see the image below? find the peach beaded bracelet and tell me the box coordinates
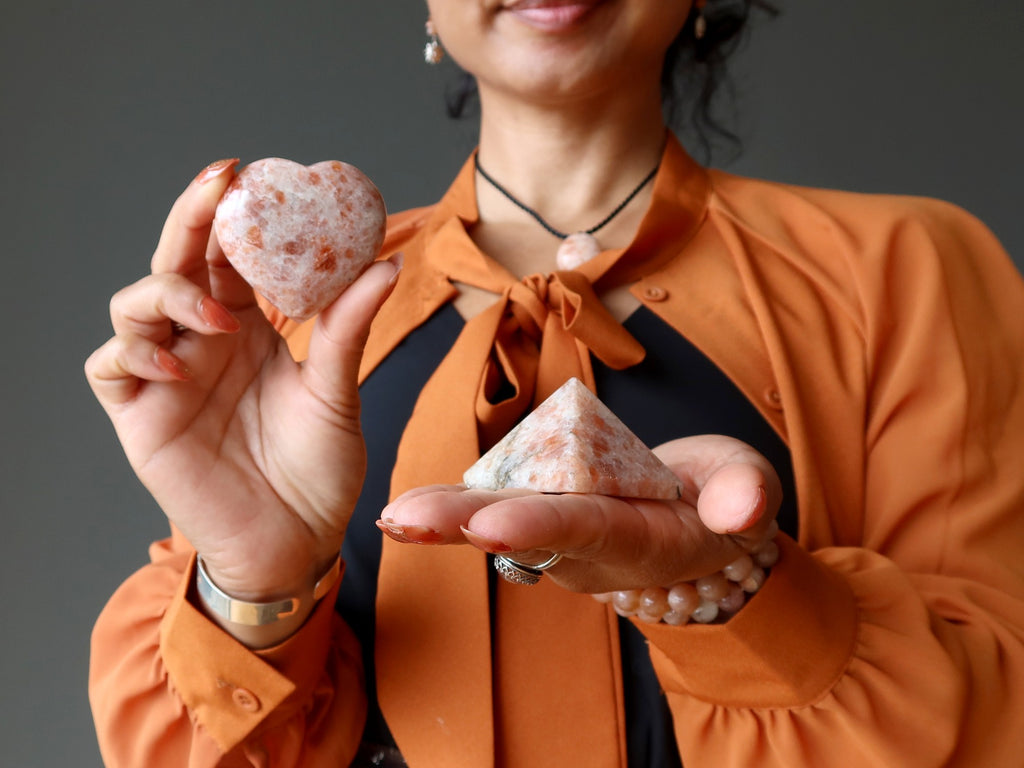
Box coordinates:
[592,522,781,625]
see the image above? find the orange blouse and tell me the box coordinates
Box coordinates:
[90,136,1024,766]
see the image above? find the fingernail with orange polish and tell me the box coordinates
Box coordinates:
[460,526,513,553]
[195,158,238,185]
[155,347,192,381]
[199,296,241,332]
[376,519,443,545]
[387,252,404,285]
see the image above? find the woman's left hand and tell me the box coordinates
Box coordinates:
[378,434,782,593]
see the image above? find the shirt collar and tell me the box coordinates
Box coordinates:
[423,130,711,287]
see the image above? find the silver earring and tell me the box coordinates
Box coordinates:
[424,19,443,65]
[694,0,707,40]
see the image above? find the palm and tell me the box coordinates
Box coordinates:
[85,163,397,597]
[113,310,363,594]
[381,435,782,594]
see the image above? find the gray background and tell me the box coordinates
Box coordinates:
[2,2,1021,765]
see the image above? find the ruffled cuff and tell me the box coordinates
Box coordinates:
[635,535,857,708]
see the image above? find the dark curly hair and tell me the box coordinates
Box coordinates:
[444,0,779,163]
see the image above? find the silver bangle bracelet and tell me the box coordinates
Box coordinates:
[195,554,341,626]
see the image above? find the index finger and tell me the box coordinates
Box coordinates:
[150,158,238,282]
[380,485,538,542]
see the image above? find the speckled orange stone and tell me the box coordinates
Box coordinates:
[555,232,601,270]
[214,158,386,321]
[463,377,683,499]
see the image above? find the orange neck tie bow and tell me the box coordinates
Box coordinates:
[376,136,710,767]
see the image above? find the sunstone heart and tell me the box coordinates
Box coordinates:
[214,158,387,321]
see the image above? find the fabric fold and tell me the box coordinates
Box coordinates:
[376,133,711,768]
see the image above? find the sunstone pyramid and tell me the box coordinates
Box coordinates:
[463,378,682,499]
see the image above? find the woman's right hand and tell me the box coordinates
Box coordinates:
[85,159,400,605]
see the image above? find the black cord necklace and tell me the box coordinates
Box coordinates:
[473,153,660,270]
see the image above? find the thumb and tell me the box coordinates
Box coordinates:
[696,460,776,543]
[303,253,402,398]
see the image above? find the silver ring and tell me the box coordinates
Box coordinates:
[528,553,564,571]
[493,553,563,586]
[171,322,189,335]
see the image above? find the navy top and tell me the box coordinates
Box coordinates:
[342,302,798,767]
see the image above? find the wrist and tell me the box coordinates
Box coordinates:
[593,523,780,625]
[199,547,343,603]
[194,553,341,649]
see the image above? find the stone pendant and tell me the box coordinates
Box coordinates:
[555,232,601,271]
[463,377,683,499]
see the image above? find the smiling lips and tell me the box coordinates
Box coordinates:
[502,0,605,30]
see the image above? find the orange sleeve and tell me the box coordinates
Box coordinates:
[636,199,1024,766]
[89,530,367,767]
[87,205,432,766]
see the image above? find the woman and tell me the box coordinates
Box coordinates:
[85,1,1024,766]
